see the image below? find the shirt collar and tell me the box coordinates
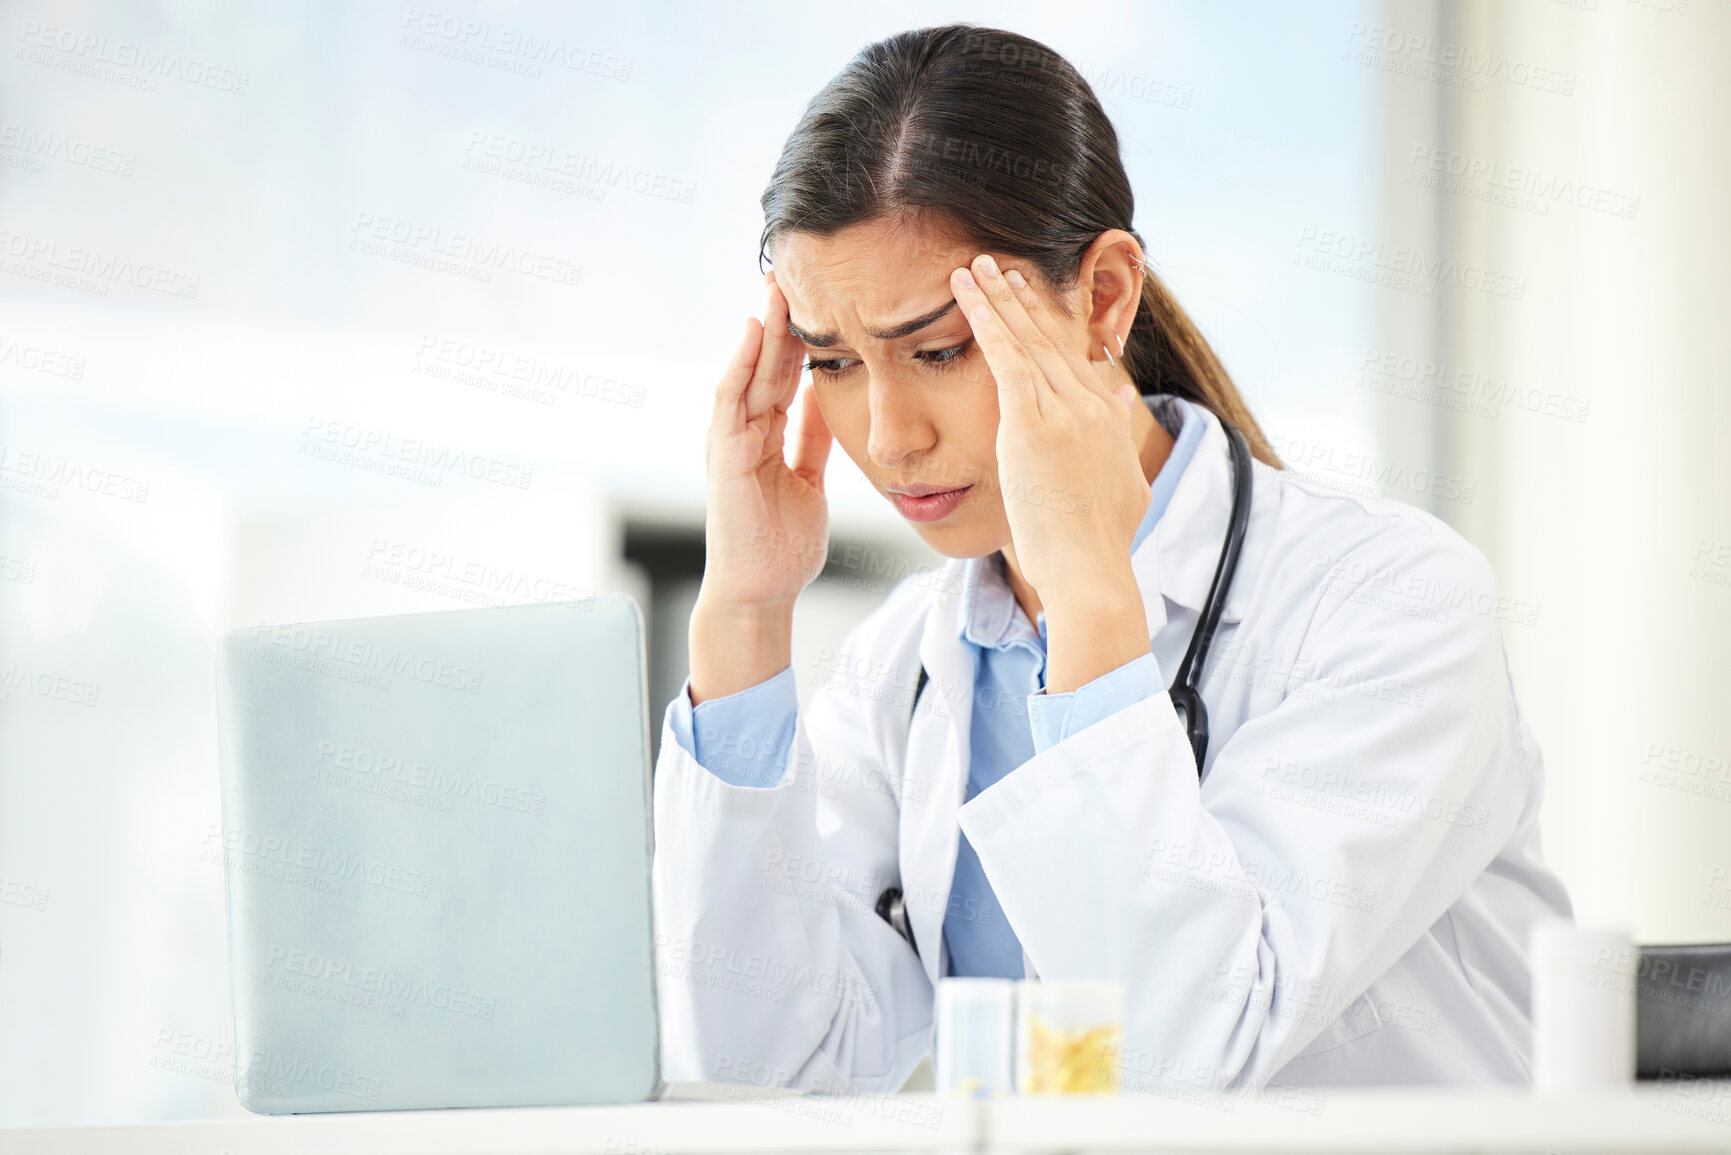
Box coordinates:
[1132,395,1206,555]
[956,551,1036,650]
[956,394,1205,648]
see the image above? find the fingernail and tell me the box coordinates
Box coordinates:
[970,303,992,324]
[976,255,999,278]
[1005,270,1026,289]
[954,268,977,290]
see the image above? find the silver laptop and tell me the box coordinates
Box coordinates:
[213,595,659,1113]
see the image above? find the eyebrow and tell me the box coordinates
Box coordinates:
[786,298,959,347]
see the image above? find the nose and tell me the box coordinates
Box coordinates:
[865,372,935,472]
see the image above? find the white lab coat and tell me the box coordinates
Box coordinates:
[651,405,1573,1094]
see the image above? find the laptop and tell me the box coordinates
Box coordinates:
[213,595,659,1113]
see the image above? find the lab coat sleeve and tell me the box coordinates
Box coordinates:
[650,599,934,1093]
[957,525,1527,1090]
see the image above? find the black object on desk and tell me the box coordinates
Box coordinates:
[1637,942,1731,1079]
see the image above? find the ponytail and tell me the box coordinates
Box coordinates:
[1125,256,1281,467]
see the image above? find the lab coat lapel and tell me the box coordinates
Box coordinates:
[1132,528,1171,642]
[899,560,975,989]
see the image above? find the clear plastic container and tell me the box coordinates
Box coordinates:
[933,977,1016,1098]
[1015,979,1125,1095]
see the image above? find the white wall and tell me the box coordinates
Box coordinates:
[1384,0,1731,941]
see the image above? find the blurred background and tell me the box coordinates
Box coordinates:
[1,0,1726,1125]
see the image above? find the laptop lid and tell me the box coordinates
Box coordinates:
[213,595,658,1113]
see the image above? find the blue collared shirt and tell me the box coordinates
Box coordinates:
[664,395,1207,978]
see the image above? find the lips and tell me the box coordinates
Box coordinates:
[889,485,971,523]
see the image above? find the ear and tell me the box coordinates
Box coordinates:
[1076,230,1144,357]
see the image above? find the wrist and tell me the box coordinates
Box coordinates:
[688,596,795,705]
[692,591,797,627]
[1037,561,1143,623]
[1040,573,1150,695]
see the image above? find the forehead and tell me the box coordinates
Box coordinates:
[772,217,979,335]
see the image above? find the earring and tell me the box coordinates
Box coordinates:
[1101,343,1115,367]
[1114,331,1126,356]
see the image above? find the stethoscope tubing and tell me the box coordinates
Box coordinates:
[1170,423,1255,776]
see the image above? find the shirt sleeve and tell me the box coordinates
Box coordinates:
[1026,652,1163,754]
[664,665,799,788]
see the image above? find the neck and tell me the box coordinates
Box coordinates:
[1000,393,1172,624]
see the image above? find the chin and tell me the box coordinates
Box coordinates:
[909,518,1006,561]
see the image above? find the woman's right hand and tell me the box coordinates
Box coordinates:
[688,276,834,704]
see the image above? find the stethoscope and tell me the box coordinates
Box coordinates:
[877,421,1255,958]
[1169,421,1254,773]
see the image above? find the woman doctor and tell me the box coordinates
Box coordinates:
[653,24,1573,1094]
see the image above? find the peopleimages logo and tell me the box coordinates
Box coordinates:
[463,132,695,204]
[412,336,646,409]
[313,739,548,816]
[0,662,101,707]
[398,7,631,81]
[244,619,486,694]
[265,944,498,1019]
[0,226,199,299]
[1294,227,1525,301]
[0,445,150,503]
[1407,145,1639,220]
[0,333,86,379]
[300,416,535,491]
[0,121,136,175]
[202,824,435,898]
[348,212,582,288]
[15,20,252,94]
[243,1049,383,1101]
[1342,22,1576,95]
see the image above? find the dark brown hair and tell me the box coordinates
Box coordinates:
[758,23,1280,467]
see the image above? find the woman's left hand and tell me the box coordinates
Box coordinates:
[950,253,1151,605]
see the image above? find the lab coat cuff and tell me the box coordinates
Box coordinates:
[1026,651,1163,754]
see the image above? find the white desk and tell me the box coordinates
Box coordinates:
[5,1084,1731,1153]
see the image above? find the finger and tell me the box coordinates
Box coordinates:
[712,316,765,437]
[771,280,810,415]
[998,264,1118,404]
[970,254,1096,403]
[788,382,833,491]
[773,301,806,413]
[745,282,801,419]
[951,265,1043,420]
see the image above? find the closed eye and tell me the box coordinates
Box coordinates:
[804,340,974,379]
[915,339,973,368]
